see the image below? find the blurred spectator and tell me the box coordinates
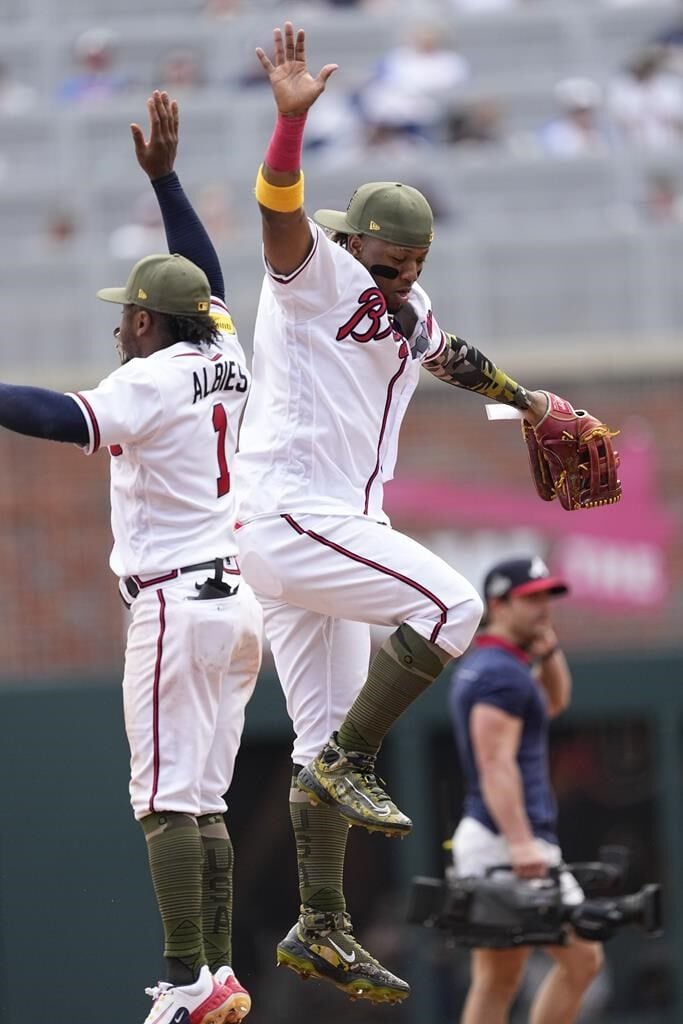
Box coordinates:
[357,24,470,141]
[236,47,274,90]
[445,97,505,147]
[157,48,204,94]
[305,90,366,155]
[304,90,383,159]
[283,0,398,6]
[107,192,166,260]
[195,182,241,244]
[0,61,36,115]
[607,45,683,151]
[57,27,128,105]
[450,0,522,10]
[44,207,81,251]
[202,0,240,16]
[538,77,613,157]
[641,169,683,224]
[654,14,683,76]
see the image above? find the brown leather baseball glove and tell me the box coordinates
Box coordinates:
[522,392,622,511]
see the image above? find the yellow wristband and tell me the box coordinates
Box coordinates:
[254,164,304,213]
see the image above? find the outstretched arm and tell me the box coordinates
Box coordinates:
[424,327,621,509]
[130,90,225,302]
[424,331,548,423]
[255,22,337,276]
[0,384,88,444]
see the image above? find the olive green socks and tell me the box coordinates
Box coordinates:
[198,812,234,972]
[141,810,236,984]
[141,811,204,986]
[289,770,349,912]
[336,624,451,754]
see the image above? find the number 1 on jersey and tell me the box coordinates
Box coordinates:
[212,402,230,497]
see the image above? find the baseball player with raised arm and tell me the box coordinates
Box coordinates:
[232,22,617,1007]
[0,92,261,1024]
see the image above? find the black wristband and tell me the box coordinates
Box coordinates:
[513,384,532,410]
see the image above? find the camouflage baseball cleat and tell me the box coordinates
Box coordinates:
[276,906,410,1005]
[296,734,412,837]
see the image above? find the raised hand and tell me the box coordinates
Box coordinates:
[256,22,337,116]
[529,626,559,662]
[130,89,179,180]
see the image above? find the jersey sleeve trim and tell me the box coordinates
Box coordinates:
[69,391,101,454]
[266,223,320,284]
[472,696,525,720]
[430,330,447,362]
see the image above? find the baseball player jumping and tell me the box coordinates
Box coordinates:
[229,23,617,1005]
[0,92,261,1024]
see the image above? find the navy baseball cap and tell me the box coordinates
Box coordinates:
[483,556,569,602]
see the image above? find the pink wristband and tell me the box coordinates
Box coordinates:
[265,112,307,173]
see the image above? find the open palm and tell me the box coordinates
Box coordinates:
[256,22,337,116]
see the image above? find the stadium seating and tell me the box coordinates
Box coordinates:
[0,0,682,375]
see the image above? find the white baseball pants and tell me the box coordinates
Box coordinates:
[121,571,262,820]
[452,817,584,906]
[236,513,482,765]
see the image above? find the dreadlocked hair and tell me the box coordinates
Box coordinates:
[159,312,222,347]
[329,231,350,249]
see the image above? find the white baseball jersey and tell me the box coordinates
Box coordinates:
[69,297,249,577]
[234,223,446,525]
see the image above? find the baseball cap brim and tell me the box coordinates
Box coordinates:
[96,286,129,305]
[314,209,355,235]
[509,577,569,598]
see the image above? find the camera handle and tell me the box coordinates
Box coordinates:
[484,864,561,882]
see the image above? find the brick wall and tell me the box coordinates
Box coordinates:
[0,434,122,679]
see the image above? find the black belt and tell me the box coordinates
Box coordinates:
[123,557,234,601]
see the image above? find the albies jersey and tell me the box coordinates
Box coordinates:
[234,223,445,524]
[69,298,249,577]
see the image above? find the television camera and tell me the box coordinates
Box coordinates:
[407,846,661,947]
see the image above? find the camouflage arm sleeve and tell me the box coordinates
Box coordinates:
[423,332,531,410]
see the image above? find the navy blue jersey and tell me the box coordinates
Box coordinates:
[448,635,558,843]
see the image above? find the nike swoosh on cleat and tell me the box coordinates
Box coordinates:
[147,1005,184,1024]
[346,780,390,815]
[328,938,357,964]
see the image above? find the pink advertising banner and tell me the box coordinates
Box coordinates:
[385,422,676,611]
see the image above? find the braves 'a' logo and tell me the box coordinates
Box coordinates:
[336,288,393,343]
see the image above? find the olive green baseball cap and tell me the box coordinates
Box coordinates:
[97,253,211,315]
[314,181,434,248]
